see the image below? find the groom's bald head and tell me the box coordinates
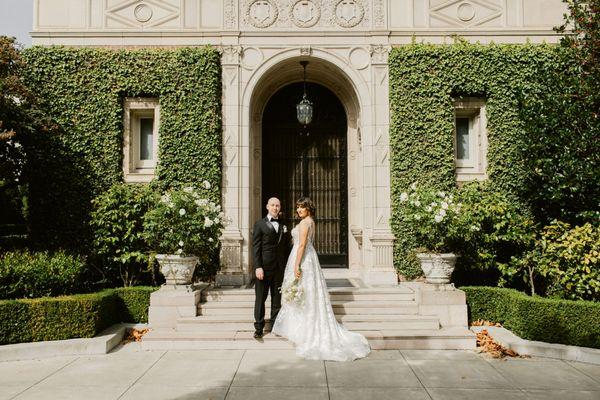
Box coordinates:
[266,197,281,218]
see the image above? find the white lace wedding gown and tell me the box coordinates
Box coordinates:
[272,224,371,361]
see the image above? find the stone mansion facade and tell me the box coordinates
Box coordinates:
[31,0,566,286]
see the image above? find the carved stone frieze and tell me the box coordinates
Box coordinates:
[241,0,370,29]
[430,0,502,27]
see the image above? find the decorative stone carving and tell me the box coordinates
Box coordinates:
[247,0,279,28]
[430,0,502,27]
[300,46,312,56]
[106,0,179,28]
[217,231,246,286]
[335,0,364,28]
[221,45,242,65]
[242,47,264,69]
[224,0,237,29]
[349,46,370,69]
[373,0,385,28]
[134,4,153,23]
[155,254,198,285]
[350,225,363,246]
[370,44,390,64]
[290,0,321,28]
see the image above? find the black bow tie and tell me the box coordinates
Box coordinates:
[270,218,280,222]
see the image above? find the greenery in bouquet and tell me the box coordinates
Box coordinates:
[398,183,463,254]
[143,182,227,264]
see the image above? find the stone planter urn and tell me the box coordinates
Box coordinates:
[155,254,199,285]
[416,253,457,284]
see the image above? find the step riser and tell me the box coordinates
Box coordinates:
[198,306,420,316]
[176,321,439,332]
[198,300,416,309]
[202,294,414,302]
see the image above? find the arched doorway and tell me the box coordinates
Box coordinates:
[262,82,348,268]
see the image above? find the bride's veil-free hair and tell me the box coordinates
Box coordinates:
[295,197,316,216]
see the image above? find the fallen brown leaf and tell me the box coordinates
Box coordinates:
[475,329,521,359]
[121,328,150,344]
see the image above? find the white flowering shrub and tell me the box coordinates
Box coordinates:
[142,183,227,263]
[398,183,463,253]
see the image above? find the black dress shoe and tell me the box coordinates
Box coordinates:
[253,330,263,339]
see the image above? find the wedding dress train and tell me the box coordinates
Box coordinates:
[272,224,371,361]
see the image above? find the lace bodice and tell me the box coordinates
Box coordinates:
[291,221,315,246]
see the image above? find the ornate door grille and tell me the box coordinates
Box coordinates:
[262,83,348,268]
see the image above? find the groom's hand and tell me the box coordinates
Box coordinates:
[255,267,264,280]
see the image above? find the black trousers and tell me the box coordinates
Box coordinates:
[254,269,283,332]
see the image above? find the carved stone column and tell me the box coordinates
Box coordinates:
[365,44,397,285]
[217,45,247,286]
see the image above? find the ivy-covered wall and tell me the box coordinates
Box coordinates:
[389,43,569,277]
[22,47,222,250]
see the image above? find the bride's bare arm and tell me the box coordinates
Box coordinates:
[294,221,310,278]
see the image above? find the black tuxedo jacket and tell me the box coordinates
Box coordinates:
[252,216,291,274]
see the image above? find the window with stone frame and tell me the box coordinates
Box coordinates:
[123,98,160,183]
[454,98,488,184]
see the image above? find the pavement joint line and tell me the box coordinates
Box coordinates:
[398,349,434,400]
[225,349,246,399]
[8,356,80,400]
[481,354,529,395]
[115,350,168,400]
[323,360,331,400]
[560,358,600,384]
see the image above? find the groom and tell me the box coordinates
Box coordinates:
[252,197,290,339]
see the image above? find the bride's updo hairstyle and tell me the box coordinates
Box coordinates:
[296,197,316,217]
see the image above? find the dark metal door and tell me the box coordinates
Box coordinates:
[262,82,348,268]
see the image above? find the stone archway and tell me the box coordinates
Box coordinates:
[218,47,397,286]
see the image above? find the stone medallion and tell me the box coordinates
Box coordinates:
[133,3,153,23]
[247,0,278,28]
[290,0,320,28]
[335,0,364,28]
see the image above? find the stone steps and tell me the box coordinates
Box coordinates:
[197,302,420,316]
[176,314,440,332]
[141,327,476,351]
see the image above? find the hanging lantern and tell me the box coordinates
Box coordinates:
[296,61,313,126]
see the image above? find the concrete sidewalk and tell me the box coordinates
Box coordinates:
[1,345,599,400]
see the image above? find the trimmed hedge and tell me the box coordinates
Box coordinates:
[0,286,157,345]
[22,46,222,251]
[463,286,600,349]
[0,250,89,299]
[389,43,570,278]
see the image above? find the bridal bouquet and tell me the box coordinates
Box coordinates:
[281,276,304,306]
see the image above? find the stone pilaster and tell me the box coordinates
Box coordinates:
[217,45,248,286]
[364,44,397,285]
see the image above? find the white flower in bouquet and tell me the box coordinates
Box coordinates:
[414,214,422,220]
[400,192,409,202]
[441,202,449,210]
[410,182,417,190]
[434,215,444,223]
[161,194,171,204]
[176,248,183,255]
[208,237,214,242]
[438,191,446,198]
[426,206,433,212]
[281,277,304,306]
[179,208,186,216]
[204,216,214,228]
[202,180,211,189]
[439,209,447,217]
[430,202,437,207]
[178,240,184,247]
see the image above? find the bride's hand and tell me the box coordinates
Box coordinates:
[294,266,301,279]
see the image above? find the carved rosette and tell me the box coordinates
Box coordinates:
[246,0,279,28]
[334,0,364,28]
[290,0,321,28]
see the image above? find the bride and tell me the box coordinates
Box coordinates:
[272,197,371,361]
